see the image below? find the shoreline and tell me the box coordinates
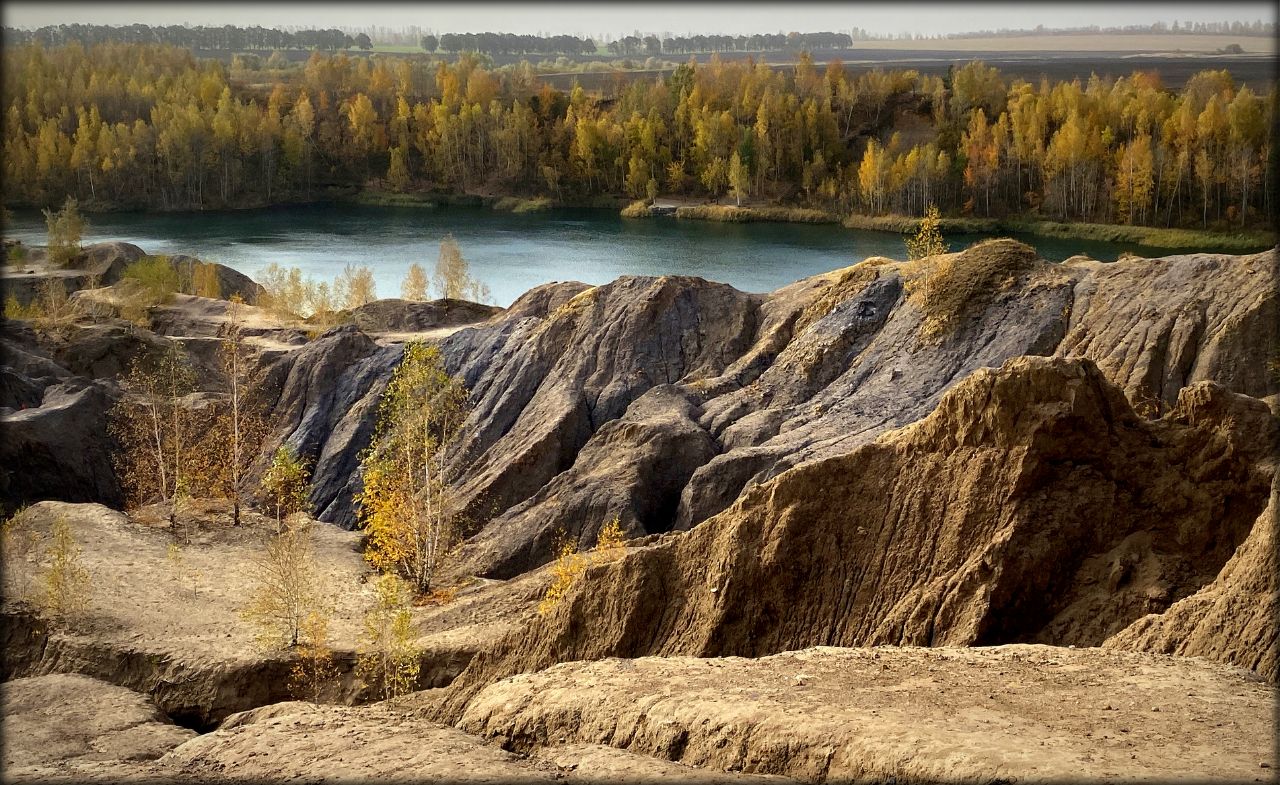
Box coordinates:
[620,200,1275,252]
[5,192,1272,254]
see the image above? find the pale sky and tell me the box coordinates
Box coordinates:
[3,2,1274,39]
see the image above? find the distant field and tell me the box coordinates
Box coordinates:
[202,31,1278,95]
[536,52,1276,94]
[370,44,424,54]
[849,34,1275,54]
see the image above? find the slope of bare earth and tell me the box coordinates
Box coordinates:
[1104,470,1279,679]
[455,645,1276,783]
[6,646,1268,784]
[0,502,369,728]
[430,354,1275,721]
[1055,250,1279,410]
[2,673,196,776]
[0,499,553,729]
[436,244,1277,583]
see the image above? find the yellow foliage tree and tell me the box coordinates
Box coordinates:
[728,150,750,207]
[905,203,947,260]
[43,197,87,268]
[335,263,377,310]
[240,521,320,649]
[42,515,91,622]
[192,262,222,299]
[357,342,470,594]
[594,515,627,556]
[433,235,491,303]
[401,262,429,301]
[108,344,199,522]
[260,446,313,531]
[355,574,421,700]
[189,297,269,525]
[537,535,585,616]
[289,610,338,703]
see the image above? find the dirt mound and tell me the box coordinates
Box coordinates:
[433,356,1273,719]
[3,242,146,306]
[905,238,1044,339]
[166,255,265,304]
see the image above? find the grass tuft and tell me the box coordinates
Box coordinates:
[674,205,838,224]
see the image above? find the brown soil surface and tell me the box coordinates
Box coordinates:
[2,673,195,778]
[457,645,1276,783]
[0,501,540,725]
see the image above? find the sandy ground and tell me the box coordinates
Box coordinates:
[2,501,542,664]
[2,502,1276,783]
[2,502,372,661]
[457,645,1278,783]
[2,673,196,773]
[5,643,1271,783]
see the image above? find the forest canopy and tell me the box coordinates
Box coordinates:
[2,40,1274,230]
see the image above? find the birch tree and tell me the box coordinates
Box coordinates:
[356,342,469,594]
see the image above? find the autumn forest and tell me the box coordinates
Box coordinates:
[2,40,1275,229]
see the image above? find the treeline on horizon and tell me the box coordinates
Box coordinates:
[0,24,858,57]
[1,24,371,51]
[599,32,854,56]
[420,31,855,56]
[2,41,1275,230]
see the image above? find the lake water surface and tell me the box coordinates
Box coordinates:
[6,205,1177,306]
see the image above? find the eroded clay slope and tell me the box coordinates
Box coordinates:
[439,244,1278,579]
[1105,469,1279,681]
[438,275,759,553]
[1057,248,1279,410]
[433,355,1273,719]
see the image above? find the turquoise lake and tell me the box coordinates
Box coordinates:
[6,205,1184,307]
